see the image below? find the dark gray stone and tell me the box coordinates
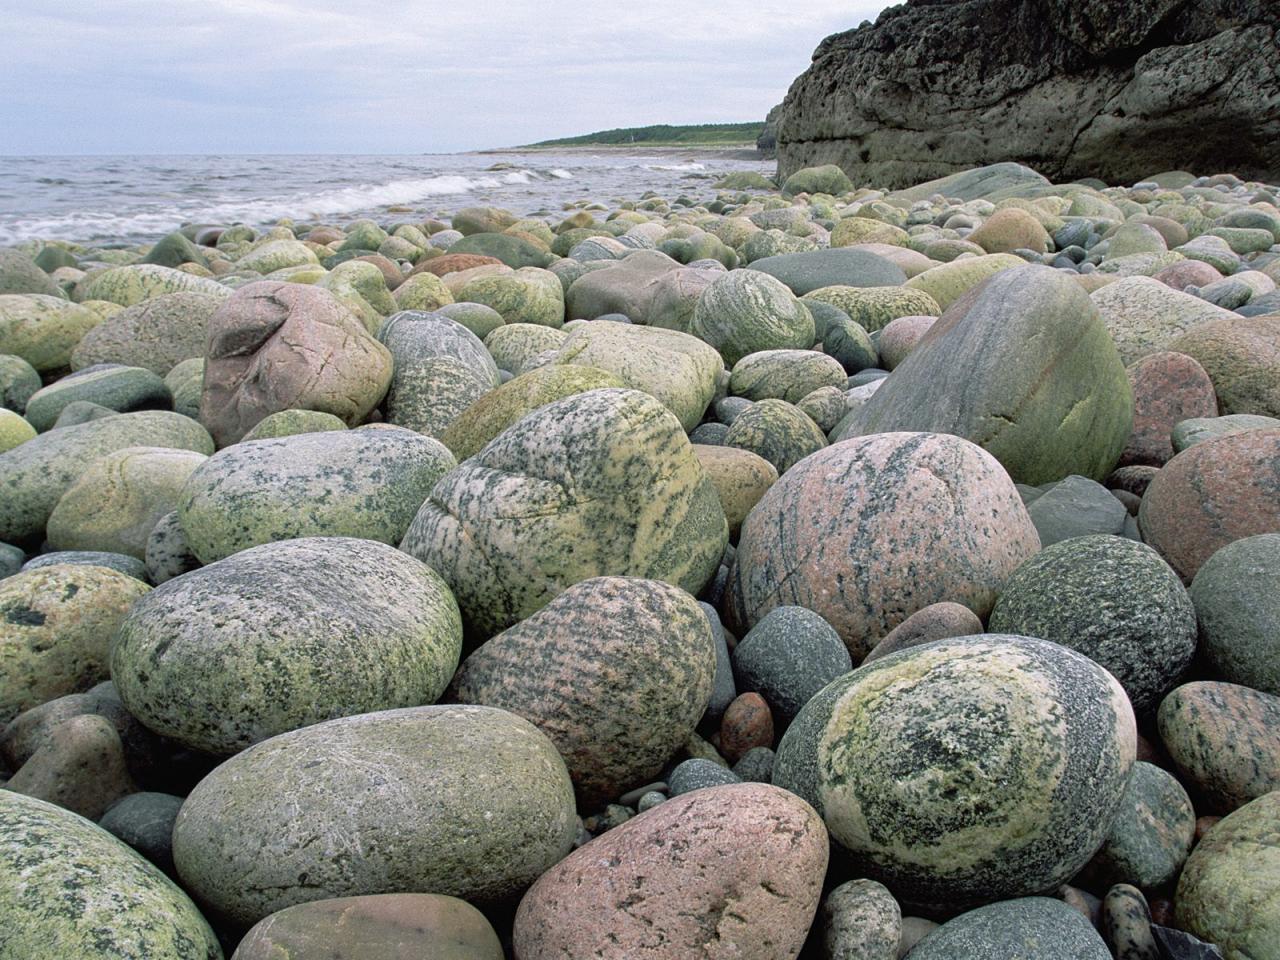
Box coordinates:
[1151,926,1224,959]
[699,601,736,728]
[22,550,149,582]
[1027,474,1129,546]
[667,758,740,796]
[905,897,1110,959]
[731,605,852,725]
[99,792,185,878]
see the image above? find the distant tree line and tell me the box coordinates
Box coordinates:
[525,123,765,147]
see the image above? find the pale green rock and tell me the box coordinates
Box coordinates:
[393,272,454,312]
[484,323,568,374]
[831,218,911,248]
[690,269,815,367]
[436,301,504,339]
[0,409,35,453]
[1172,414,1280,452]
[729,350,846,404]
[319,261,397,334]
[903,254,1025,310]
[0,791,222,960]
[1090,277,1238,365]
[802,285,939,333]
[24,366,171,433]
[0,294,102,372]
[1106,222,1169,259]
[234,239,319,275]
[335,219,387,252]
[0,249,62,297]
[177,427,455,563]
[781,165,854,197]
[164,358,203,419]
[458,267,564,328]
[240,409,347,441]
[69,292,221,375]
[0,354,41,413]
[723,398,827,474]
[74,265,229,308]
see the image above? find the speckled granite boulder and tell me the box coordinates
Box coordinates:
[198,281,392,447]
[144,511,199,584]
[69,292,222,375]
[723,398,827,474]
[1138,429,1280,583]
[46,446,206,559]
[1191,534,1280,696]
[111,537,461,755]
[1172,414,1280,452]
[692,444,778,538]
[483,322,567,374]
[238,408,346,441]
[173,705,576,926]
[1120,351,1219,467]
[0,295,102,372]
[1103,884,1158,960]
[24,365,172,432]
[0,564,151,725]
[802,285,940,334]
[729,432,1039,658]
[729,349,847,405]
[1168,315,1280,419]
[74,263,228,308]
[513,783,827,960]
[731,606,852,726]
[230,894,503,960]
[1158,682,1280,814]
[177,427,454,563]
[821,879,901,960]
[690,269,815,367]
[1083,761,1195,890]
[1089,277,1237,366]
[989,536,1196,713]
[400,389,727,639]
[0,791,222,959]
[841,265,1132,485]
[774,635,1136,912]
[906,897,1110,959]
[1176,791,1280,960]
[452,576,712,807]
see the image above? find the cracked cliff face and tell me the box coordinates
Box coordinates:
[775,0,1280,188]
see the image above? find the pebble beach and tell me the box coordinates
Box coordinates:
[1,154,1279,959]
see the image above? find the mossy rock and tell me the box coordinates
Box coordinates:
[802,285,940,334]
[692,444,778,539]
[74,265,229,308]
[436,301,504,339]
[484,323,568,375]
[164,358,203,420]
[830,218,911,248]
[781,165,854,197]
[0,294,103,372]
[729,350,847,404]
[750,248,908,296]
[233,239,318,275]
[0,409,35,453]
[903,254,1025,310]
[239,409,347,441]
[0,249,63,297]
[69,292,222,375]
[24,366,172,432]
[319,261,397,334]
[1090,277,1238,366]
[0,353,41,413]
[449,233,554,269]
[393,271,455,312]
[690,269,815,367]
[458,267,564,328]
[722,398,827,474]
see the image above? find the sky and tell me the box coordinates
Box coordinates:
[0,1,891,155]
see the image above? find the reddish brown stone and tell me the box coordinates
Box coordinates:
[1152,260,1223,291]
[411,253,504,278]
[352,254,405,291]
[513,783,828,960]
[4,714,136,819]
[861,601,983,664]
[1106,464,1161,498]
[1138,429,1280,582]
[304,226,345,245]
[720,693,774,762]
[1119,351,1218,467]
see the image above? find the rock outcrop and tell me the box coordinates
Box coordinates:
[776,0,1280,187]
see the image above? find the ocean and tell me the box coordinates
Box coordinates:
[0,151,775,248]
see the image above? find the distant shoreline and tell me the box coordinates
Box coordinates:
[478,144,766,161]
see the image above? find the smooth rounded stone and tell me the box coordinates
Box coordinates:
[775,635,1136,912]
[733,745,775,782]
[831,218,909,248]
[782,163,854,196]
[448,232,552,269]
[0,353,41,412]
[822,315,879,373]
[452,207,517,236]
[164,357,203,419]
[898,916,940,957]
[690,269,815,367]
[700,601,736,725]
[719,692,774,762]
[636,791,666,812]
[561,249,677,320]
[232,238,318,275]
[0,791,222,959]
[1090,277,1238,366]
[731,606,852,726]
[1138,429,1280,583]
[0,295,102,372]
[1103,885,1158,960]
[0,541,22,578]
[400,389,727,639]
[0,408,35,452]
[317,260,397,332]
[862,601,984,664]
[112,537,461,756]
[440,364,624,462]
[989,535,1196,713]
[690,422,728,445]
[1152,259,1223,291]
[1025,474,1129,546]
[21,550,148,581]
[798,385,849,433]
[142,232,209,270]
[173,705,576,927]
[803,298,851,344]
[821,878,901,960]
[238,408,346,441]
[548,319,722,432]
[230,894,503,960]
[457,266,564,327]
[99,792,184,878]
[513,783,828,960]
[69,292,222,375]
[1107,464,1160,498]
[901,253,1024,310]
[434,299,504,339]
[842,265,1133,485]
[905,897,1111,959]
[46,446,206,560]
[1120,351,1219,466]
[451,576,713,807]
[877,315,934,371]
[25,365,172,433]
[1082,761,1195,890]
[970,207,1052,254]
[1167,315,1280,419]
[803,285,940,335]
[483,322,568,374]
[1175,236,1241,275]
[729,432,1039,658]
[1192,534,1280,696]
[722,398,827,474]
[1176,791,1280,958]
[1098,251,1187,279]
[730,349,847,405]
[1158,682,1280,814]
[5,713,135,819]
[74,263,229,307]
[1106,221,1169,259]
[0,564,150,725]
[0,249,62,297]
[143,510,199,585]
[693,444,778,538]
[391,272,454,313]
[50,399,118,429]
[668,757,742,795]
[1172,414,1280,451]
[751,248,908,296]
[198,280,392,447]
[177,428,454,563]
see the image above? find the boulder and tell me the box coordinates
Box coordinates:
[1090,277,1237,366]
[24,365,171,432]
[905,897,1110,959]
[690,269,815,367]
[74,264,228,307]
[1168,315,1280,419]
[69,291,222,375]
[0,294,102,372]
[0,249,62,297]
[1191,534,1280,696]
[1120,351,1219,466]
[750,248,907,295]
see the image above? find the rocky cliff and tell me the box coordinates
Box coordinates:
[775,0,1280,188]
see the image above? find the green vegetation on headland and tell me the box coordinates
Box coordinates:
[522,123,765,148]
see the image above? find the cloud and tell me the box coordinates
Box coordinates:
[0,1,890,153]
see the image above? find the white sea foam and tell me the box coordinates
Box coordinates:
[648,162,706,172]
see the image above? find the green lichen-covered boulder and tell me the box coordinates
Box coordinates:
[906,897,1110,959]
[841,265,1133,486]
[239,408,346,441]
[1090,277,1238,366]
[781,164,854,197]
[749,248,908,296]
[142,232,210,270]
[392,271,455,312]
[0,409,35,453]
[164,358,203,419]
[722,398,827,474]
[177,427,454,563]
[69,292,222,375]
[693,444,778,539]
[548,319,722,432]
[802,285,940,334]
[458,267,564,328]
[483,323,568,375]
[318,261,397,334]
[729,349,846,404]
[0,294,102,372]
[0,563,151,725]
[690,269,815,367]
[0,791,222,959]
[774,635,1136,912]
[903,254,1024,310]
[0,353,41,412]
[400,388,727,639]
[74,265,229,308]
[0,410,214,545]
[1168,315,1280,419]
[233,239,318,275]
[111,537,462,756]
[1191,534,1280,697]
[729,432,1039,658]
[449,233,553,269]
[172,705,576,926]
[830,218,911,248]
[0,249,63,297]
[435,300,504,340]
[989,536,1197,713]
[24,365,172,432]
[1176,790,1280,960]
[969,208,1052,254]
[46,446,207,560]
[451,576,713,807]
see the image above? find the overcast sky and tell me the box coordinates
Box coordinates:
[1,1,891,155]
